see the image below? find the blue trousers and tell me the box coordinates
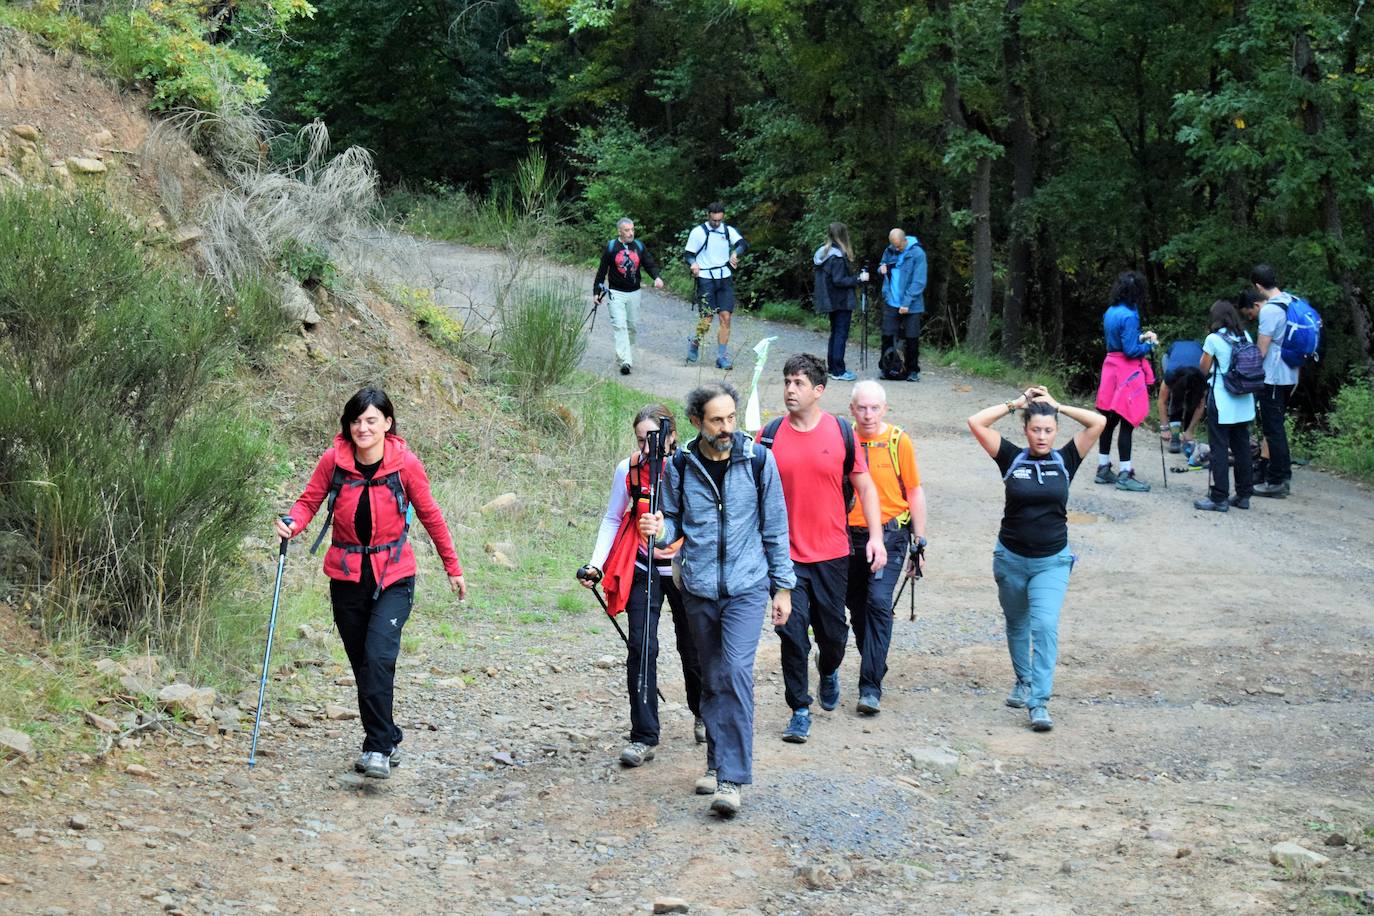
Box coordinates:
[826,309,852,375]
[992,542,1072,709]
[683,579,769,785]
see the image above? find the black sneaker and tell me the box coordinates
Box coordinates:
[1193,496,1228,512]
[1254,481,1289,498]
[619,363,632,376]
[1228,495,1250,509]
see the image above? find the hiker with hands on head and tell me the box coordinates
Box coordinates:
[276,387,466,780]
[968,385,1105,733]
[636,382,794,818]
[582,404,704,768]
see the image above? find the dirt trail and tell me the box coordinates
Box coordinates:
[2,239,1372,915]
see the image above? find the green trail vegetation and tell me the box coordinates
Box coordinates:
[247,0,1373,465]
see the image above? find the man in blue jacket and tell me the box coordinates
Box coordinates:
[639,381,794,818]
[877,229,927,382]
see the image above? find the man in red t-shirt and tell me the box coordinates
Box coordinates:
[759,353,887,743]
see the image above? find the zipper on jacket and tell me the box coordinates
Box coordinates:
[686,446,731,599]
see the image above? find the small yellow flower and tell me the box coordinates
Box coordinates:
[1233,117,1246,130]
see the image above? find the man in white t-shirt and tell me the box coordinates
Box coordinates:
[1248,264,1299,498]
[683,203,748,369]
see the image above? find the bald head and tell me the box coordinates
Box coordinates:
[850,380,887,406]
[850,380,889,435]
[888,228,907,250]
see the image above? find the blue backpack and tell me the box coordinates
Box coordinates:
[1279,296,1322,368]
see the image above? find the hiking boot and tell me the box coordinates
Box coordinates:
[1005,680,1031,709]
[716,354,733,370]
[1115,471,1151,492]
[355,747,402,773]
[1193,496,1228,512]
[1028,706,1053,732]
[830,371,857,382]
[782,707,811,743]
[1094,465,1118,485]
[360,751,391,779]
[1168,438,1182,454]
[1228,495,1250,510]
[686,338,700,363]
[905,372,921,382]
[1253,481,1289,498]
[694,768,718,795]
[710,780,742,816]
[818,670,840,711]
[856,693,880,716]
[619,363,632,376]
[693,717,707,745]
[619,742,655,767]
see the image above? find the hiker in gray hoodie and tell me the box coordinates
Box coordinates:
[813,222,870,382]
[638,381,794,817]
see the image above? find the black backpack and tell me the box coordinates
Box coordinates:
[759,415,857,511]
[879,346,905,380]
[310,464,412,599]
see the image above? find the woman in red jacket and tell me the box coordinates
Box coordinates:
[275,388,467,779]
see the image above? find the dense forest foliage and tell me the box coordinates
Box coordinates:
[252,0,1374,401]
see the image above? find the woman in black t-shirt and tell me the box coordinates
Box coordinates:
[968,386,1105,732]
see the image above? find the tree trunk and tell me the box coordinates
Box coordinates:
[930,0,995,352]
[1296,27,1374,369]
[1001,0,1033,363]
[968,157,994,352]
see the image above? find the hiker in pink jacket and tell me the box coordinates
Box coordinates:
[1094,271,1158,492]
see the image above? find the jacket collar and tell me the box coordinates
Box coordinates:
[331,433,407,475]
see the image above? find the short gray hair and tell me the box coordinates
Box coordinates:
[850,380,887,405]
[616,217,634,229]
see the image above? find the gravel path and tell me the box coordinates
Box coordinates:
[2,238,1371,915]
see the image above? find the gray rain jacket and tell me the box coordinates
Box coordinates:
[659,432,795,600]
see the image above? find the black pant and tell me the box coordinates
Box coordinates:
[826,310,852,375]
[1099,410,1134,461]
[1258,383,1295,485]
[1166,372,1205,426]
[626,566,702,744]
[776,557,850,710]
[1206,399,1254,501]
[846,525,910,699]
[330,571,415,753]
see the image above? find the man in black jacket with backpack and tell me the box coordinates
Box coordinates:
[593,217,665,375]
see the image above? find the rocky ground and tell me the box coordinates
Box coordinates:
[2,239,1372,915]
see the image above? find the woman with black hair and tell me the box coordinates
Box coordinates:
[581,404,704,768]
[276,388,467,779]
[812,222,869,382]
[968,385,1105,732]
[1094,271,1158,492]
[1194,299,1257,512]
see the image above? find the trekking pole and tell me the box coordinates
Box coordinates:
[576,566,665,702]
[248,517,291,769]
[639,419,672,703]
[891,540,925,621]
[860,268,869,373]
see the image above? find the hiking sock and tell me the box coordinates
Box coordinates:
[1120,460,1133,474]
[1098,454,1112,467]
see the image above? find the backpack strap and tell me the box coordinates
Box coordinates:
[310,464,349,555]
[837,416,855,479]
[758,416,783,450]
[1002,448,1068,484]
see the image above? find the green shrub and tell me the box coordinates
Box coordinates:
[497,277,588,402]
[395,284,466,354]
[759,299,828,332]
[278,239,337,287]
[226,272,294,363]
[1313,377,1374,480]
[0,189,273,653]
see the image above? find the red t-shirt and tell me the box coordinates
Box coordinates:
[762,412,867,563]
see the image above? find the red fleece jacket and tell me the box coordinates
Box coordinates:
[287,433,463,586]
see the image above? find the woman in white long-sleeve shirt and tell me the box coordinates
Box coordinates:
[581,404,703,768]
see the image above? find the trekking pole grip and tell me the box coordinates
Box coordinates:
[279,517,293,557]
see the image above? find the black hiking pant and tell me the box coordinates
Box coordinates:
[846,524,910,699]
[776,557,849,710]
[626,566,702,745]
[1099,410,1134,462]
[1258,383,1295,485]
[330,568,414,754]
[1205,399,1254,502]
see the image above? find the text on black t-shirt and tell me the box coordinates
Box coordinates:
[991,438,1083,558]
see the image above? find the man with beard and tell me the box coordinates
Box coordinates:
[638,381,793,816]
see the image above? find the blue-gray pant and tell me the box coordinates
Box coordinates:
[992,541,1072,709]
[683,579,769,785]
